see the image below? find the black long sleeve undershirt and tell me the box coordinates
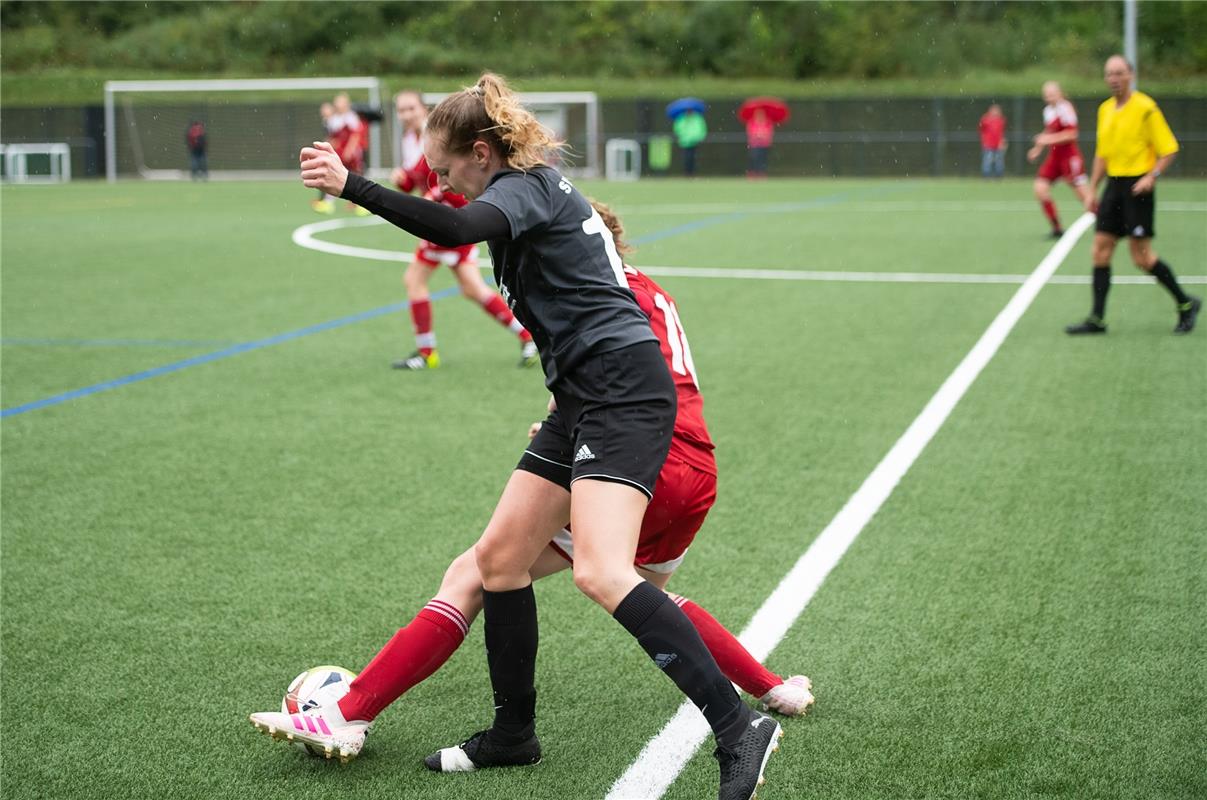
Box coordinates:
[340,172,510,248]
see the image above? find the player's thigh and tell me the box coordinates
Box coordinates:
[636,566,673,591]
[474,470,571,589]
[404,258,433,295]
[530,545,572,581]
[1091,232,1119,264]
[568,479,649,610]
[452,260,491,301]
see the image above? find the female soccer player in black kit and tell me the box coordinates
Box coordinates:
[299,74,782,800]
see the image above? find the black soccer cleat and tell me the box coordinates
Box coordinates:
[424,729,541,773]
[1174,296,1201,335]
[715,711,783,800]
[1065,317,1107,335]
[1050,229,1065,239]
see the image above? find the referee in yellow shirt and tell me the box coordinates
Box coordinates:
[1067,55,1200,335]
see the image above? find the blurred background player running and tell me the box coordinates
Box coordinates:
[1027,81,1092,238]
[328,92,371,216]
[388,89,536,370]
[247,201,812,769]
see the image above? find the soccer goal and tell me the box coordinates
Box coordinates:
[104,78,384,182]
[420,91,601,178]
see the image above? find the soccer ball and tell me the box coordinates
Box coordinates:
[281,665,356,757]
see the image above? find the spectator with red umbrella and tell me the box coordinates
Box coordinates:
[739,97,789,178]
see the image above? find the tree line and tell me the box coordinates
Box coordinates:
[3,1,1204,80]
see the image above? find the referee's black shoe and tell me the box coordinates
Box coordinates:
[1065,316,1107,335]
[715,711,783,800]
[1174,296,1201,335]
[424,728,541,772]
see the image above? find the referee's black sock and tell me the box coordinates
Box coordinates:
[612,581,749,749]
[1092,265,1112,320]
[1150,259,1191,306]
[482,585,538,743]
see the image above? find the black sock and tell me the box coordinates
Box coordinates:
[482,585,538,742]
[612,582,749,748]
[1151,259,1190,305]
[1092,266,1111,320]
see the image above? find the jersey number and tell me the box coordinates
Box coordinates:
[581,210,629,288]
[653,292,699,388]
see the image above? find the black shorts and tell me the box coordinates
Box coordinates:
[1096,176,1156,239]
[517,340,676,499]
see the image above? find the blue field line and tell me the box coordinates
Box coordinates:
[1,337,237,348]
[1,287,461,419]
[4,188,887,419]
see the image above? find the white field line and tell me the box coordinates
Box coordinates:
[289,219,1205,285]
[603,211,1098,800]
[613,200,1207,215]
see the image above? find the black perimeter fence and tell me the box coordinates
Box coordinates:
[3,95,1206,179]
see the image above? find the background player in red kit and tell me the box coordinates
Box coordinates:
[248,202,813,767]
[388,90,536,371]
[1027,81,1092,238]
[978,104,1007,179]
[327,93,370,216]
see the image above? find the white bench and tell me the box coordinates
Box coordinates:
[1,143,72,183]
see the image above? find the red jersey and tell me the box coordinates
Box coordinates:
[327,111,365,168]
[979,113,1006,149]
[1042,100,1082,161]
[623,266,716,475]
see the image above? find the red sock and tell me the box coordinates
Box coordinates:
[481,294,530,340]
[676,597,781,698]
[410,299,435,356]
[338,600,468,722]
[1041,199,1061,231]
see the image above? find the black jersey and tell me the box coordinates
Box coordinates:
[476,166,657,388]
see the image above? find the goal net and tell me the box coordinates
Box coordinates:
[104,78,384,182]
[420,91,601,178]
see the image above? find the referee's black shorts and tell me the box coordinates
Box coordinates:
[1096,176,1157,239]
[517,340,676,499]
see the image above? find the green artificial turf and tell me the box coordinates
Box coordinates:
[2,177,1204,800]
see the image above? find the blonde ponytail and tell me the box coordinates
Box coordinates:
[428,72,565,170]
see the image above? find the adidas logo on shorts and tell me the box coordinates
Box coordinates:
[574,444,596,463]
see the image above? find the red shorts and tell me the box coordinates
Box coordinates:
[550,455,717,574]
[414,241,478,269]
[1037,152,1087,186]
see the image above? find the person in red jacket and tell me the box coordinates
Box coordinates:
[979,104,1007,179]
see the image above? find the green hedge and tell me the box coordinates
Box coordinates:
[3,0,1205,106]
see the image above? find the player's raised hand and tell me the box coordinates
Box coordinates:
[300,141,348,196]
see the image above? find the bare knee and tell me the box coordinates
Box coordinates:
[437,549,484,615]
[404,263,429,297]
[572,560,639,611]
[1033,180,1051,201]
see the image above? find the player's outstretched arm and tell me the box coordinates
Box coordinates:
[299,143,509,247]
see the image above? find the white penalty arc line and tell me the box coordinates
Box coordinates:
[603,211,1098,800]
[291,217,1204,285]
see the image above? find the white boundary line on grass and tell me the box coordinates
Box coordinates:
[290,217,1205,285]
[603,211,1098,800]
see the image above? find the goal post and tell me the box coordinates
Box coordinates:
[420,91,601,178]
[104,77,383,182]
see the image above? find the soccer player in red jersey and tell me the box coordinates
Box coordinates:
[387,90,536,371]
[1027,81,1092,238]
[248,202,812,770]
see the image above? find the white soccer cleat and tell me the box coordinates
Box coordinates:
[759,675,814,716]
[248,706,370,764]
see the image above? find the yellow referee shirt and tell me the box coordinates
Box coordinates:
[1096,91,1179,177]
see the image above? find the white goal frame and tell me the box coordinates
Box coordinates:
[104,77,383,182]
[420,91,601,178]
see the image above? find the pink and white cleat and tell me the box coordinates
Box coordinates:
[248,704,370,764]
[760,675,814,716]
